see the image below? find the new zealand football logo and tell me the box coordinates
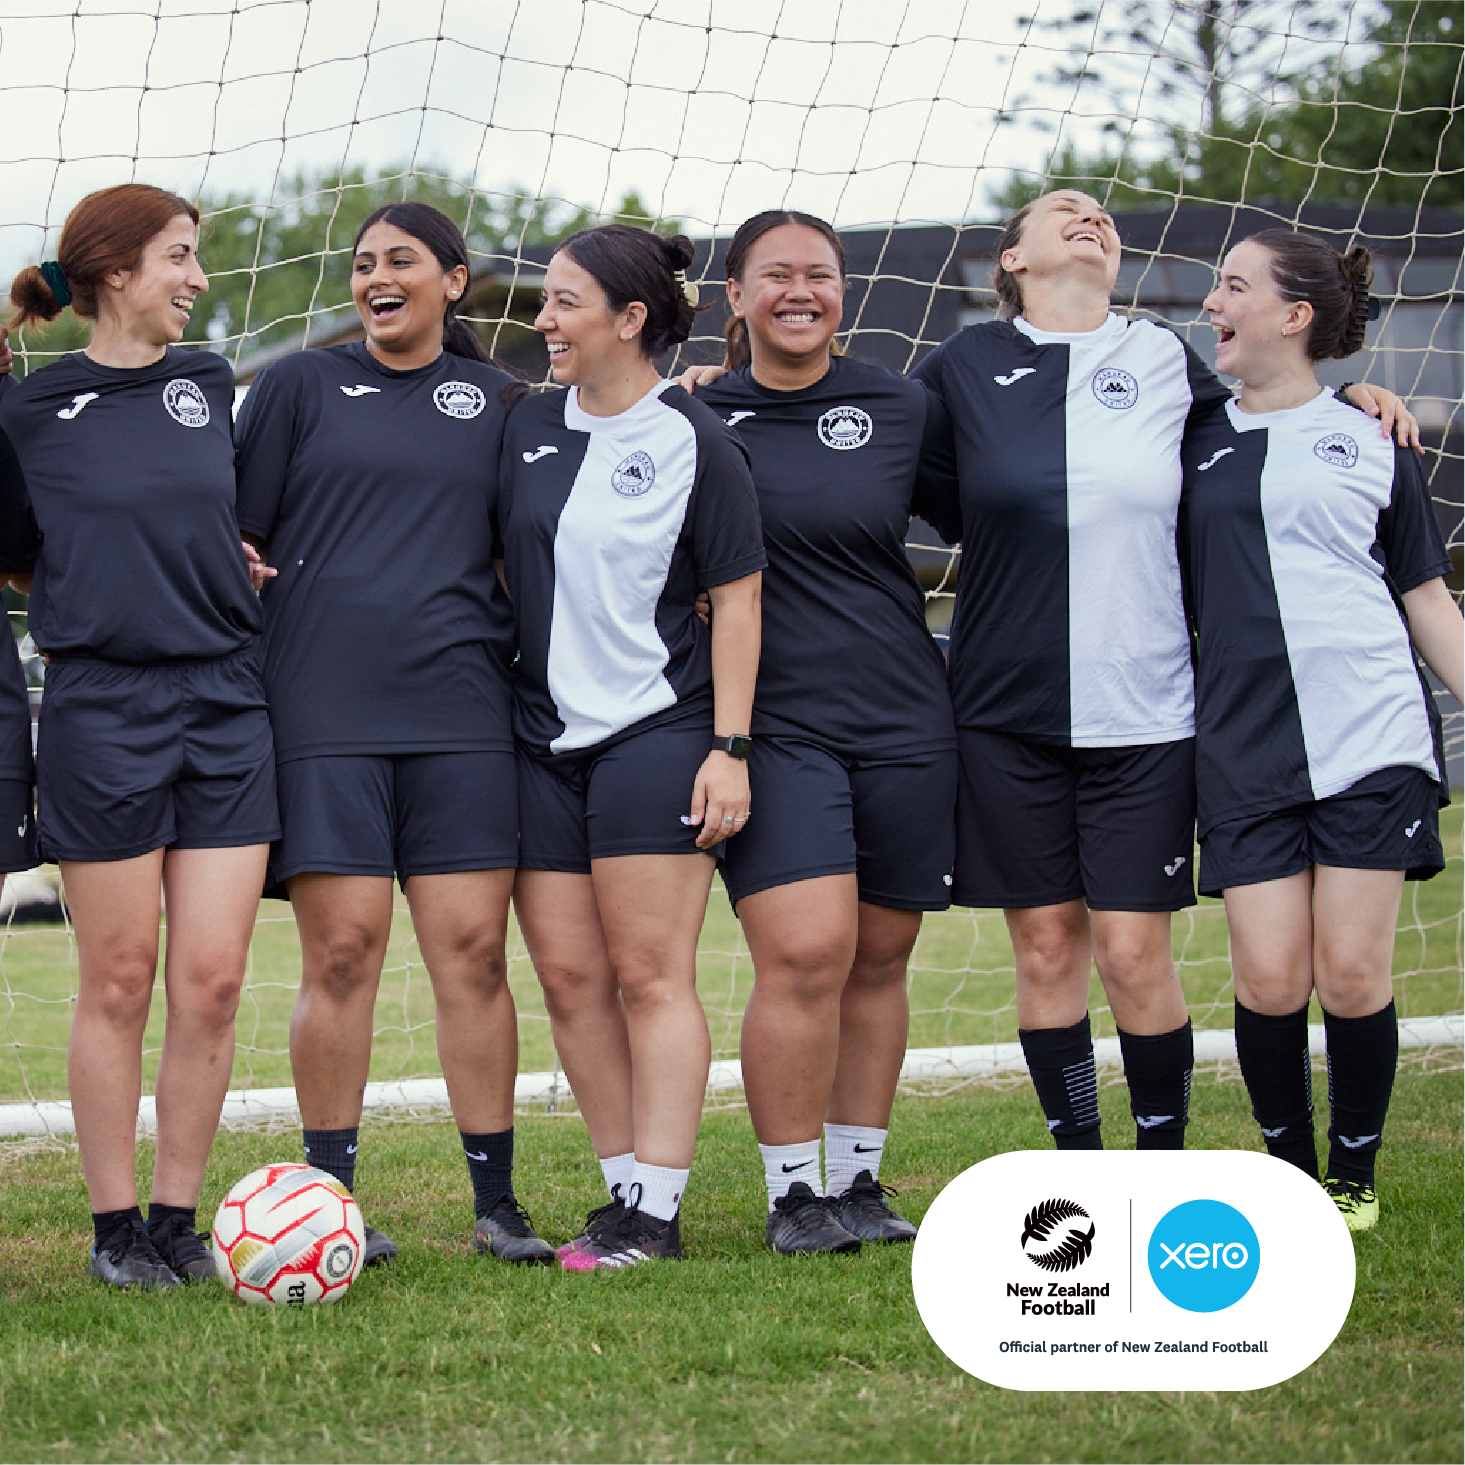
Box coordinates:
[163,379,210,427]
[433,381,486,419]
[1092,368,1138,410]
[1313,432,1358,469]
[817,405,873,451]
[1020,1197,1095,1273]
[612,451,656,497]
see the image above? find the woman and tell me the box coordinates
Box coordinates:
[685,211,960,1253]
[234,204,551,1265]
[912,190,1419,1154]
[504,224,763,1269]
[0,184,277,1287]
[1183,230,1462,1230]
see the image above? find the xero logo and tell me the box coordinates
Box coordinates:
[1147,1199,1259,1313]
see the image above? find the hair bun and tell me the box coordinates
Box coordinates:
[660,233,696,274]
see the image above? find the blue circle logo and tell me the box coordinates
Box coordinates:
[1147,1199,1259,1313]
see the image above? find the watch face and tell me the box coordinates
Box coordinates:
[726,734,753,759]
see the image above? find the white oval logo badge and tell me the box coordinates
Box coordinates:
[433,380,486,419]
[612,451,655,497]
[1313,433,1358,469]
[1092,368,1138,410]
[163,379,210,428]
[817,405,873,451]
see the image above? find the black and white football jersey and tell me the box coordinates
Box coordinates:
[696,356,958,758]
[501,380,765,756]
[1181,391,1451,834]
[913,313,1229,746]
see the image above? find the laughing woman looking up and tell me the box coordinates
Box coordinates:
[503,225,764,1270]
[0,185,277,1288]
[1182,231,1462,1231]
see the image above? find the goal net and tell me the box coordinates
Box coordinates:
[0,0,1459,1129]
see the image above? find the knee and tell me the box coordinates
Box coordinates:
[307,927,382,1005]
[438,932,510,1005]
[753,932,853,1007]
[535,958,613,1023]
[85,947,158,1028]
[1092,930,1173,995]
[845,949,908,996]
[614,958,691,1018]
[1013,910,1089,987]
[174,961,244,1031]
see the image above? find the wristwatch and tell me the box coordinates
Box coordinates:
[715,734,753,760]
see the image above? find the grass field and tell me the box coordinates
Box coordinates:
[0,1072,1459,1464]
[0,808,1459,1106]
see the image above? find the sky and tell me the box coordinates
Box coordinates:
[0,0,1372,276]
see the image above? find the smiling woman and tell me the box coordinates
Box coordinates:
[0,183,278,1289]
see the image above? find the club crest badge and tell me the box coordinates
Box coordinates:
[163,379,210,427]
[1092,368,1138,410]
[1313,432,1358,469]
[817,405,873,451]
[612,451,655,497]
[433,381,486,419]
[1020,1198,1095,1273]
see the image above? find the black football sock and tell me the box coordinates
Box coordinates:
[303,1126,359,1192]
[93,1205,144,1253]
[1019,1015,1103,1150]
[1323,1001,1397,1189]
[1118,1019,1193,1150]
[1233,1000,1317,1179]
[145,1201,197,1234]
[461,1127,515,1218]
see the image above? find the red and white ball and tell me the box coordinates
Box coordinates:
[212,1163,365,1305]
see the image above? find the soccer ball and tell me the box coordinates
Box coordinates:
[212,1163,366,1305]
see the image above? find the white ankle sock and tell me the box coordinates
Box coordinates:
[599,1151,634,1200]
[759,1138,822,1211]
[628,1161,687,1222]
[824,1123,886,1196]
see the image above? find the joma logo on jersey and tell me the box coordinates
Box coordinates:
[433,381,486,419]
[612,451,656,497]
[1313,432,1359,469]
[1092,367,1138,410]
[163,379,210,427]
[817,405,873,451]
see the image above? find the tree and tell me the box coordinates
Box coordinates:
[993,0,1460,213]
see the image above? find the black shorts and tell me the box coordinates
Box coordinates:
[0,778,38,873]
[718,737,956,911]
[37,651,279,863]
[954,728,1197,912]
[270,750,518,891]
[517,720,717,873]
[1198,765,1446,897]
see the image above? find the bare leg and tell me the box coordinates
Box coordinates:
[1224,872,1315,1014]
[63,852,166,1212]
[1311,867,1403,1017]
[1007,899,1093,1029]
[1089,909,1188,1034]
[514,868,634,1159]
[827,902,922,1128]
[287,874,395,1130]
[592,852,716,1169]
[738,875,859,1144]
[150,844,268,1207]
[405,868,518,1135]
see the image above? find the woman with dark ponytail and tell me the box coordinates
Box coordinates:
[1181,230,1461,1232]
[233,203,554,1266]
[503,224,764,1269]
[0,184,276,1287]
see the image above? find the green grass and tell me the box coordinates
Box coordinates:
[0,1073,1459,1463]
[0,808,1459,1105]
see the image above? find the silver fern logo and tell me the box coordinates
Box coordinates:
[1020,1197,1095,1272]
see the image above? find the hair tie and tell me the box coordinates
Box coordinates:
[1365,295,1381,321]
[674,268,699,308]
[39,260,71,309]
